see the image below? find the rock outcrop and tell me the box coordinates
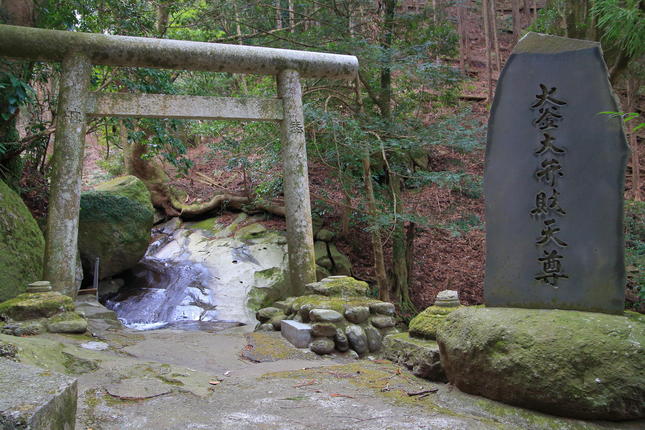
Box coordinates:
[0,179,45,302]
[78,175,154,279]
[436,307,645,421]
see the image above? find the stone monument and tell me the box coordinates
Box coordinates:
[484,32,629,314]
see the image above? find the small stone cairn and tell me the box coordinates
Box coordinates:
[408,289,461,340]
[256,276,397,356]
[0,281,88,336]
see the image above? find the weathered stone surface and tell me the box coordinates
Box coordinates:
[105,377,171,400]
[334,328,349,352]
[345,324,368,355]
[79,179,154,280]
[0,359,77,429]
[97,278,124,301]
[382,332,446,382]
[256,307,281,323]
[369,302,395,316]
[408,305,461,340]
[257,323,274,332]
[235,223,267,240]
[328,244,352,275]
[269,312,287,330]
[370,316,395,329]
[93,175,154,213]
[485,32,628,314]
[0,179,45,302]
[309,308,343,323]
[436,307,645,420]
[311,323,337,337]
[309,337,335,355]
[315,228,335,242]
[27,281,52,294]
[364,325,382,352]
[344,306,370,323]
[46,312,88,334]
[280,320,312,348]
[434,290,460,307]
[1,320,45,336]
[305,276,368,297]
[0,292,74,321]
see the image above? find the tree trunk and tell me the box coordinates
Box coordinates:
[155,1,169,37]
[626,77,642,201]
[482,0,493,102]
[457,0,468,73]
[379,0,397,119]
[233,2,249,94]
[362,151,389,301]
[288,0,295,32]
[490,0,501,72]
[275,0,282,29]
[512,0,522,46]
[522,0,531,24]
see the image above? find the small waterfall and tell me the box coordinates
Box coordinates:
[105,257,241,331]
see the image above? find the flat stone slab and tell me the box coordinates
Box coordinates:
[382,332,446,382]
[281,320,312,348]
[105,377,172,400]
[0,359,77,429]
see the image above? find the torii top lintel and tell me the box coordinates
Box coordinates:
[0,24,358,80]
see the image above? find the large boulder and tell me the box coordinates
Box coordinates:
[78,176,154,279]
[436,307,645,420]
[0,179,45,301]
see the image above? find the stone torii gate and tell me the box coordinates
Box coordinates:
[0,24,358,297]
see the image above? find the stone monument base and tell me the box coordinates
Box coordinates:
[436,307,644,421]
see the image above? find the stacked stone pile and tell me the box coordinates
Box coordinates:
[0,281,88,336]
[256,276,397,356]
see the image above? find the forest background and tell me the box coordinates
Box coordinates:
[0,0,643,317]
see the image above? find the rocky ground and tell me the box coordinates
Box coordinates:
[2,303,642,430]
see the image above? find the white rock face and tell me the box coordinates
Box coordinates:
[111,217,290,329]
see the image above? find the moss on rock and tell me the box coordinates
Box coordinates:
[0,179,45,302]
[304,276,368,297]
[93,175,153,213]
[292,294,379,315]
[409,305,462,340]
[78,185,153,279]
[0,292,74,321]
[436,307,645,420]
[46,311,88,334]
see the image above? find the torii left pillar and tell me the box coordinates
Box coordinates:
[43,52,91,297]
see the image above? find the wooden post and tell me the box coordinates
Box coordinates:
[277,69,317,294]
[43,52,91,297]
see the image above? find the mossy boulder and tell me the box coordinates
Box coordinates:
[382,332,446,382]
[93,175,154,213]
[436,307,645,420]
[46,311,87,334]
[0,179,45,302]
[78,177,154,279]
[292,295,379,315]
[0,292,74,321]
[304,276,368,298]
[408,305,462,340]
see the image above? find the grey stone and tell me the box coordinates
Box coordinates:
[314,241,333,269]
[273,300,292,314]
[0,359,77,429]
[309,338,335,355]
[364,325,383,352]
[80,341,109,351]
[298,304,313,322]
[344,306,370,323]
[334,328,350,352]
[485,32,628,314]
[46,312,88,334]
[280,320,312,348]
[269,313,287,330]
[328,243,352,275]
[1,320,45,337]
[105,377,171,400]
[434,290,460,307]
[256,307,281,323]
[311,323,337,337]
[315,229,335,242]
[309,308,343,323]
[369,302,395,316]
[345,324,368,355]
[371,316,395,329]
[257,323,274,332]
[27,281,52,293]
[382,333,446,382]
[97,277,124,301]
